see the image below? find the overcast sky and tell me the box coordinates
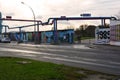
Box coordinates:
[0,0,120,32]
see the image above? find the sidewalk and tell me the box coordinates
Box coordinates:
[11,40,120,51]
[90,44,120,51]
[18,42,91,50]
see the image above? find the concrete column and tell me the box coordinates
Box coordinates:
[19,27,22,41]
[101,19,106,27]
[53,20,58,44]
[5,26,7,37]
[36,21,40,44]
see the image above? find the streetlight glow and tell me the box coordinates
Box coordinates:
[21,1,36,43]
[21,2,36,32]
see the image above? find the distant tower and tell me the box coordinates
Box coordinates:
[0,12,2,33]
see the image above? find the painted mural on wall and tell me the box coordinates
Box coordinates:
[8,29,74,44]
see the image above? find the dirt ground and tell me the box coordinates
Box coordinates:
[82,74,117,80]
[77,70,119,80]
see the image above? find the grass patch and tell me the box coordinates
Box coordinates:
[0,57,118,80]
[74,37,94,41]
[81,37,94,40]
[0,57,86,80]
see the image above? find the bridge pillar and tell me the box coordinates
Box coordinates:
[101,19,106,27]
[4,26,7,37]
[19,27,22,42]
[53,20,58,44]
[35,21,40,44]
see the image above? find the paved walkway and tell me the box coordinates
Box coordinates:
[11,38,120,51]
[14,41,120,52]
[2,41,120,75]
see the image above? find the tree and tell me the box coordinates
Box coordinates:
[75,24,88,37]
[98,23,110,28]
[85,25,96,37]
[66,25,74,29]
[75,24,97,37]
[79,25,85,37]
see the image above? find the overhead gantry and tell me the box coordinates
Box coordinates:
[43,16,117,44]
[1,18,42,43]
[0,16,117,44]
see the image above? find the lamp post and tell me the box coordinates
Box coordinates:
[21,2,36,42]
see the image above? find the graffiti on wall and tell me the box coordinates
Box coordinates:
[9,29,74,44]
[95,28,110,44]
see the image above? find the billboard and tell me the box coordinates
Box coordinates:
[95,28,110,44]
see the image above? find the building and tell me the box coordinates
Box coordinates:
[110,20,120,46]
[8,29,74,44]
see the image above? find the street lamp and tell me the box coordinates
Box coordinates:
[21,2,36,41]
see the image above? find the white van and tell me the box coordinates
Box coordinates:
[0,35,11,43]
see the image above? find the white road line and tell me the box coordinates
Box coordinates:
[71,56,120,65]
[0,47,120,66]
[19,44,91,49]
[16,53,37,57]
[0,47,56,56]
[43,56,120,69]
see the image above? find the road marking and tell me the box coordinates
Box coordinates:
[16,53,37,57]
[0,47,120,66]
[19,44,91,49]
[70,56,120,65]
[0,47,55,55]
[43,56,120,69]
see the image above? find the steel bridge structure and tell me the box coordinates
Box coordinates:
[0,16,117,44]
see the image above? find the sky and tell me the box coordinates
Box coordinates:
[0,0,120,32]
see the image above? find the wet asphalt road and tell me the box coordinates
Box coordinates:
[0,43,120,75]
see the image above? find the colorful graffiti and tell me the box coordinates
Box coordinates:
[9,29,74,44]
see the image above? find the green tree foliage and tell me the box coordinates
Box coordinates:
[75,24,96,37]
[98,24,109,28]
[85,25,96,37]
[75,24,110,38]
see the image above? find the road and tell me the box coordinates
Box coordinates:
[0,43,120,75]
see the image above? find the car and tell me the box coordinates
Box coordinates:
[1,37,11,43]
